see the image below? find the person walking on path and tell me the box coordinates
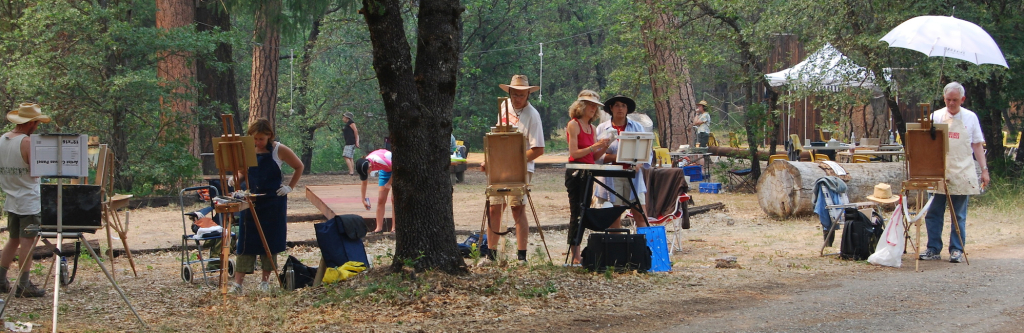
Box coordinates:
[342,112,360,176]
[0,103,51,297]
[920,82,990,263]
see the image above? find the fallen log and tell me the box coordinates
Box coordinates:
[689,202,725,216]
[756,161,905,218]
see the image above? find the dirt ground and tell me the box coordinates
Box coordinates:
[0,158,1022,332]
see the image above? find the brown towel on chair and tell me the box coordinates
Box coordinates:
[645,168,690,229]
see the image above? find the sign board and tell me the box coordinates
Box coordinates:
[30,134,89,177]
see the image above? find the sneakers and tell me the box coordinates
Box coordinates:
[228,282,243,294]
[919,249,941,261]
[949,250,964,263]
[15,283,44,298]
[258,281,270,292]
[0,278,9,294]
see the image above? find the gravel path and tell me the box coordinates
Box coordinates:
[663,245,1024,332]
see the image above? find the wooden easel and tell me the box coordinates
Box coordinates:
[480,97,552,263]
[95,144,138,278]
[213,114,281,294]
[902,104,968,271]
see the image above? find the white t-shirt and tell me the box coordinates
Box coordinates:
[931,107,985,144]
[499,100,545,173]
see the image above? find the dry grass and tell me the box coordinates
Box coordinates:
[0,168,1021,332]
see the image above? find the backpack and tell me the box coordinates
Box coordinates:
[279,255,318,290]
[457,233,488,258]
[839,208,885,260]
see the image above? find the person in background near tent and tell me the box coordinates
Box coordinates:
[230,118,304,294]
[564,90,610,265]
[920,82,989,263]
[693,100,711,147]
[595,95,649,229]
[356,149,395,233]
[479,74,545,265]
[0,103,50,297]
[342,112,360,176]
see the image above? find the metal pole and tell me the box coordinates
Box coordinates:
[52,136,64,333]
[538,43,544,103]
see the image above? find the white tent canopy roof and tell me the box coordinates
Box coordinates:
[765,43,876,90]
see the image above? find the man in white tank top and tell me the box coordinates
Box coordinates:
[0,103,51,297]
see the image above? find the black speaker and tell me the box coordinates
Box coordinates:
[40,184,102,233]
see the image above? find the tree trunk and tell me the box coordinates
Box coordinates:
[757,161,906,217]
[248,0,282,127]
[196,1,241,175]
[156,0,199,157]
[641,0,698,149]
[965,78,1005,163]
[362,0,466,274]
[294,12,328,175]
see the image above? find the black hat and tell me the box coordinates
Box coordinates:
[602,95,636,114]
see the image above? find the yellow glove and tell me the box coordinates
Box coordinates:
[322,266,360,284]
[340,261,366,273]
[322,267,342,284]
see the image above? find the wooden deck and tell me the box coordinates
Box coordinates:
[305,184,392,220]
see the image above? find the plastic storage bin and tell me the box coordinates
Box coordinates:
[699,182,722,194]
[636,226,671,272]
[682,165,703,181]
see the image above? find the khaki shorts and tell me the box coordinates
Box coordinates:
[488,172,532,207]
[6,212,40,239]
[596,178,646,207]
[236,253,279,274]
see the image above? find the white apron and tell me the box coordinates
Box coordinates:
[939,112,980,195]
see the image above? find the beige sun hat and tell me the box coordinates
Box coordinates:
[698,100,709,107]
[866,183,900,204]
[7,103,51,125]
[499,75,540,93]
[576,90,603,106]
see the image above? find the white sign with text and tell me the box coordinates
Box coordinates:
[30,134,89,177]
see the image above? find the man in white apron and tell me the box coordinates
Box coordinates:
[921,82,990,263]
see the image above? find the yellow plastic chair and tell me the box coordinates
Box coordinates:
[811,154,830,162]
[818,129,827,141]
[852,155,871,163]
[708,133,719,147]
[654,148,671,167]
[728,132,741,148]
[768,154,787,164]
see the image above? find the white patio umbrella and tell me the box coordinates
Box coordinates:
[880,15,1008,68]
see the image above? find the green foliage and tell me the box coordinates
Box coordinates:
[518,281,557,299]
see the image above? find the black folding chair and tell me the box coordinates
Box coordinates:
[727,168,755,193]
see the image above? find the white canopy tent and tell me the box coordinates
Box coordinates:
[765,43,876,91]
[764,43,880,144]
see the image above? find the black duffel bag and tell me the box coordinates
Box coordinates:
[581,228,652,273]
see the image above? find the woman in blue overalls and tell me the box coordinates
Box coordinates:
[230,118,304,293]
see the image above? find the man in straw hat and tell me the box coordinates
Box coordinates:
[920,82,989,263]
[0,103,51,297]
[693,100,711,147]
[479,75,545,265]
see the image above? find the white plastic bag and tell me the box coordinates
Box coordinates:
[868,203,905,267]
